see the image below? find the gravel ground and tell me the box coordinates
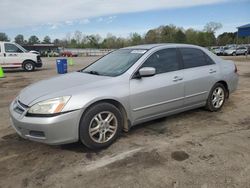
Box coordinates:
[0,56,250,188]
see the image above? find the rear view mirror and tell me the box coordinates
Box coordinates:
[138,67,156,77]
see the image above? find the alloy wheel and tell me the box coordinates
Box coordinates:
[212,87,225,108]
[88,111,118,143]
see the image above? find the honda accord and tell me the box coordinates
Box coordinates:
[9,44,238,149]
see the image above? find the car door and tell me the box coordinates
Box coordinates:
[3,43,23,67]
[129,48,184,123]
[179,47,219,107]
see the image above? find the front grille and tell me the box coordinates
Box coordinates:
[14,106,25,114]
[13,100,28,115]
[37,55,41,62]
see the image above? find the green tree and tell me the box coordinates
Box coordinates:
[74,30,82,46]
[101,33,117,48]
[43,36,51,43]
[28,35,40,44]
[217,32,236,45]
[174,30,186,43]
[53,38,60,45]
[14,34,25,44]
[0,32,9,41]
[161,25,177,42]
[130,33,142,45]
[145,30,158,43]
[86,34,101,48]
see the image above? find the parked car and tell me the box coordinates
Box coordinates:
[224,46,248,56]
[0,42,42,71]
[9,44,238,149]
[61,51,78,57]
[214,46,225,56]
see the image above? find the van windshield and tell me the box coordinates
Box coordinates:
[81,49,146,77]
[16,44,28,53]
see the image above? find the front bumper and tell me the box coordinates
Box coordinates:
[9,100,81,145]
[35,62,43,68]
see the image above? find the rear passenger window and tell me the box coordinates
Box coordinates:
[204,53,215,65]
[180,48,210,69]
[141,48,179,74]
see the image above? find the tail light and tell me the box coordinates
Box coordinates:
[234,64,238,73]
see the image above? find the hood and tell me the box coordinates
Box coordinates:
[19,72,111,105]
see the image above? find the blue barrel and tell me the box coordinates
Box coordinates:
[56,59,67,74]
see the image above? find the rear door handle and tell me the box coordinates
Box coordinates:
[209,69,217,74]
[173,76,183,82]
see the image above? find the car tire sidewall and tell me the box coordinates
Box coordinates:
[79,103,123,150]
[206,83,226,112]
[23,61,35,72]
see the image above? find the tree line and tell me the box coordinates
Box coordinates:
[0,22,249,49]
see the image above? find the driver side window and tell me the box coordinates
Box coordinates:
[141,48,179,74]
[4,43,23,53]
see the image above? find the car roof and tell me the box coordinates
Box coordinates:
[122,43,203,50]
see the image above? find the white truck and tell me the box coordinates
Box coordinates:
[0,41,42,71]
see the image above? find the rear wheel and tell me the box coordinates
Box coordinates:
[79,102,123,150]
[206,83,226,112]
[23,61,35,72]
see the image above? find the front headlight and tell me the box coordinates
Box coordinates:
[28,96,71,115]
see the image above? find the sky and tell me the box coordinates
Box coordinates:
[0,0,249,41]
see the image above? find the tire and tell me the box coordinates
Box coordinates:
[232,52,236,56]
[206,83,227,112]
[79,102,123,150]
[23,61,35,72]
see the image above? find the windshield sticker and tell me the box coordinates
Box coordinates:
[131,50,147,54]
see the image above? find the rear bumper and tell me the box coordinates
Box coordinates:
[9,100,81,145]
[228,73,239,94]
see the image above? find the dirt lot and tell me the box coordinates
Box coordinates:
[0,56,250,188]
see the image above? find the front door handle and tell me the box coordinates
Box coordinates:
[209,69,217,74]
[173,76,183,82]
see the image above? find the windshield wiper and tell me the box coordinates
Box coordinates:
[83,70,100,75]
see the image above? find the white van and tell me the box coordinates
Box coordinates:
[0,42,42,71]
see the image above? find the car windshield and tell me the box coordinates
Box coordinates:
[81,49,146,76]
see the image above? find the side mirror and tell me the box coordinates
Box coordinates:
[138,67,156,78]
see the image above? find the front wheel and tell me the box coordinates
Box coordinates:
[79,103,123,150]
[23,61,35,72]
[206,83,226,112]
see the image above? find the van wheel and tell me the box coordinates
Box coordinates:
[206,83,226,112]
[23,61,35,72]
[79,103,123,150]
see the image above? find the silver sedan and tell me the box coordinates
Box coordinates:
[9,44,238,149]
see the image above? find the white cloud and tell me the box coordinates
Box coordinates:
[79,19,90,24]
[0,0,228,29]
[65,20,74,25]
